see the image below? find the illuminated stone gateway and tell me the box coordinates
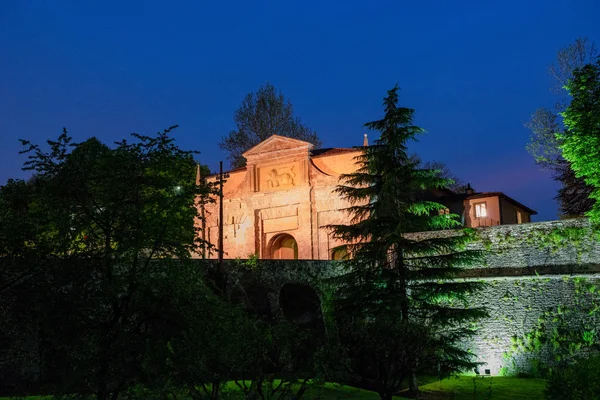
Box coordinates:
[200,135,537,261]
[201,134,363,260]
[198,218,600,376]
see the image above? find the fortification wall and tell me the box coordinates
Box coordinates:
[409,218,600,272]
[468,275,600,375]
[214,218,600,376]
[459,218,600,375]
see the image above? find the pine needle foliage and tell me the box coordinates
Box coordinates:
[327,86,487,398]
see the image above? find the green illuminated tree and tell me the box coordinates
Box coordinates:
[328,85,487,399]
[560,58,600,223]
[220,82,321,168]
[525,38,598,217]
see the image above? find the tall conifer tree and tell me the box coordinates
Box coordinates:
[328,86,487,399]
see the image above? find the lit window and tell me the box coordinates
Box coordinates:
[439,208,450,215]
[475,202,487,218]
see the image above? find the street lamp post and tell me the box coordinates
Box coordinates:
[218,161,224,269]
[196,163,207,259]
[217,161,229,294]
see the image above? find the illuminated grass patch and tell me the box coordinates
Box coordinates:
[0,377,546,399]
[410,376,546,399]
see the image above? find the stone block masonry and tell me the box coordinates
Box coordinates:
[467,275,600,375]
[205,218,600,376]
[458,218,600,374]
[408,218,600,273]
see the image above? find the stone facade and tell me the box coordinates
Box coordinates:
[200,135,538,260]
[197,218,600,375]
[440,218,600,375]
[201,135,362,260]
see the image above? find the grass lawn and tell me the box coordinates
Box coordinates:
[0,377,546,399]
[401,376,547,399]
[232,377,547,399]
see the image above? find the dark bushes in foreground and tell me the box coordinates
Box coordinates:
[546,354,600,399]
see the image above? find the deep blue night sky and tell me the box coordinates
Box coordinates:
[1,0,599,221]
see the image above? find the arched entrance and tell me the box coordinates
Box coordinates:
[331,246,349,260]
[269,233,298,259]
[279,283,324,329]
[279,283,325,367]
[229,282,273,320]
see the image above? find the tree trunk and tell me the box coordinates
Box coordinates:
[378,392,393,400]
[295,381,309,399]
[211,381,220,399]
[96,387,108,400]
[96,361,109,400]
[408,371,419,394]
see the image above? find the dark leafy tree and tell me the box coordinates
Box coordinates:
[525,108,594,217]
[0,178,43,299]
[560,58,600,223]
[554,160,595,217]
[327,86,487,399]
[148,281,329,400]
[525,38,598,217]
[220,83,321,168]
[140,275,250,400]
[550,38,599,93]
[0,178,52,394]
[0,127,215,399]
[421,160,466,193]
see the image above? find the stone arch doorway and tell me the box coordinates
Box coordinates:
[279,283,325,368]
[279,283,324,330]
[229,282,273,321]
[269,233,298,259]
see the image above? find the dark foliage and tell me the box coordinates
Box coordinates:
[0,127,215,399]
[219,83,321,168]
[554,160,595,217]
[546,355,600,400]
[327,86,487,399]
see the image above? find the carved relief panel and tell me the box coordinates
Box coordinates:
[257,162,299,192]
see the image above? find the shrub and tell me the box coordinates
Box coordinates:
[546,354,600,399]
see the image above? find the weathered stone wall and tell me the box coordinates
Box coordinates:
[467,275,600,375]
[459,218,600,375]
[201,135,363,261]
[199,258,343,319]
[409,218,600,272]
[210,218,600,376]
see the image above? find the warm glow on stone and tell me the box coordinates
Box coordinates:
[197,135,536,260]
[198,135,363,260]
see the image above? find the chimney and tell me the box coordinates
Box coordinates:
[363,133,368,146]
[465,183,474,195]
[195,164,201,186]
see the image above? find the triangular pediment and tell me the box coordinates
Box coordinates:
[243,135,314,158]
